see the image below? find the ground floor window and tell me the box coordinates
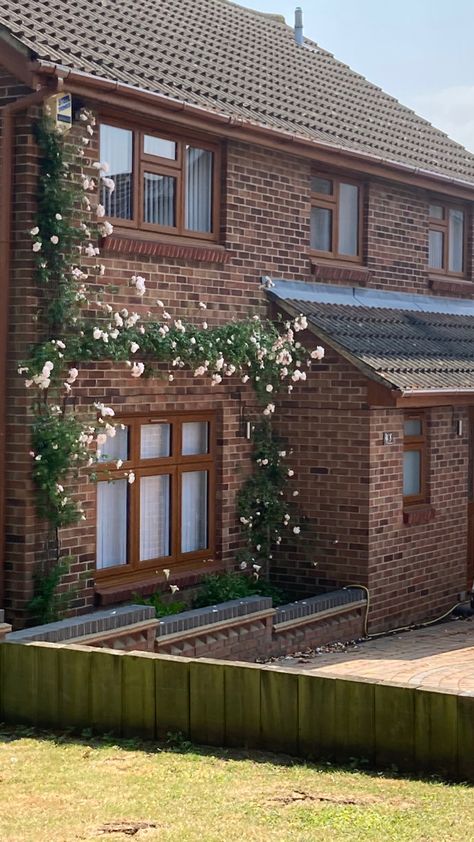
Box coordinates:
[96,412,215,578]
[403,412,428,505]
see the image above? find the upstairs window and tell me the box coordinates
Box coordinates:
[310,173,362,261]
[403,413,428,505]
[96,413,215,579]
[99,123,219,240]
[428,202,466,276]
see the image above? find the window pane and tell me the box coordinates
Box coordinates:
[143,172,176,227]
[140,424,171,459]
[97,480,128,569]
[98,426,128,463]
[403,450,421,496]
[100,124,133,219]
[144,135,177,159]
[310,206,332,251]
[311,176,333,195]
[338,183,359,256]
[404,419,422,437]
[448,209,464,273]
[185,147,213,232]
[181,471,208,552]
[429,229,444,269]
[429,204,444,219]
[182,421,209,455]
[140,475,170,561]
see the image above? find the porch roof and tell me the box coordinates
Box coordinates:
[268,280,474,394]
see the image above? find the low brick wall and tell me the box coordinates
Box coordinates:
[155,590,367,661]
[4,591,367,659]
[269,604,366,657]
[6,605,159,651]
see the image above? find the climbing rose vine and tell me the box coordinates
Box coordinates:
[21,110,324,579]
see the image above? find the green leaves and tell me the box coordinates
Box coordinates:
[30,409,91,527]
[237,421,294,574]
[25,113,315,576]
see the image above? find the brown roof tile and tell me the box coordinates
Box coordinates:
[1,0,474,183]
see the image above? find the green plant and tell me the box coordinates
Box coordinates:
[165,732,194,752]
[192,571,286,608]
[27,556,75,624]
[21,113,323,601]
[237,420,298,575]
[134,592,187,618]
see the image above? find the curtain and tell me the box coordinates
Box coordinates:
[429,230,444,269]
[338,183,359,256]
[98,426,128,463]
[449,209,464,273]
[140,475,170,561]
[97,480,128,568]
[143,173,176,226]
[181,471,208,553]
[99,124,133,219]
[310,206,332,251]
[140,423,171,459]
[185,147,212,232]
[182,421,208,456]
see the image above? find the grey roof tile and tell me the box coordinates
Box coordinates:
[279,295,474,392]
[1,0,474,183]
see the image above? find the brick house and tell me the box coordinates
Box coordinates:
[1,0,474,634]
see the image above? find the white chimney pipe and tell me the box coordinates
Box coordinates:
[295,7,303,46]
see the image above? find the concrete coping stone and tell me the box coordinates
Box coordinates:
[5,604,156,643]
[156,595,273,637]
[274,587,367,625]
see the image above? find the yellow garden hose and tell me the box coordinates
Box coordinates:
[343,584,463,640]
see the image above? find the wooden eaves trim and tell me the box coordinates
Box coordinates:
[16,57,474,202]
[1,37,473,199]
[0,32,38,88]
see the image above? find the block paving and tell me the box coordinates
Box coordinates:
[272,618,474,694]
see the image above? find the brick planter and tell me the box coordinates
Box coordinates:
[5,605,159,651]
[3,589,367,659]
[154,589,367,661]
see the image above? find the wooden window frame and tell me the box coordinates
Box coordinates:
[99,119,221,242]
[310,172,363,263]
[95,412,216,584]
[403,412,428,506]
[428,200,468,279]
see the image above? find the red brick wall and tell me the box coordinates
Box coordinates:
[2,79,473,629]
[272,342,371,597]
[2,94,317,624]
[1,71,51,623]
[325,179,474,297]
[366,182,430,294]
[367,406,468,631]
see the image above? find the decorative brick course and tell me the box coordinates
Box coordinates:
[6,604,156,643]
[153,591,366,661]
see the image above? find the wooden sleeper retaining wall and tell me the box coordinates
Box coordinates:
[0,640,473,782]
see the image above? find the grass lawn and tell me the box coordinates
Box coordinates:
[0,727,472,841]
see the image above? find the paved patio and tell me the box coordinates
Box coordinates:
[270,618,474,694]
